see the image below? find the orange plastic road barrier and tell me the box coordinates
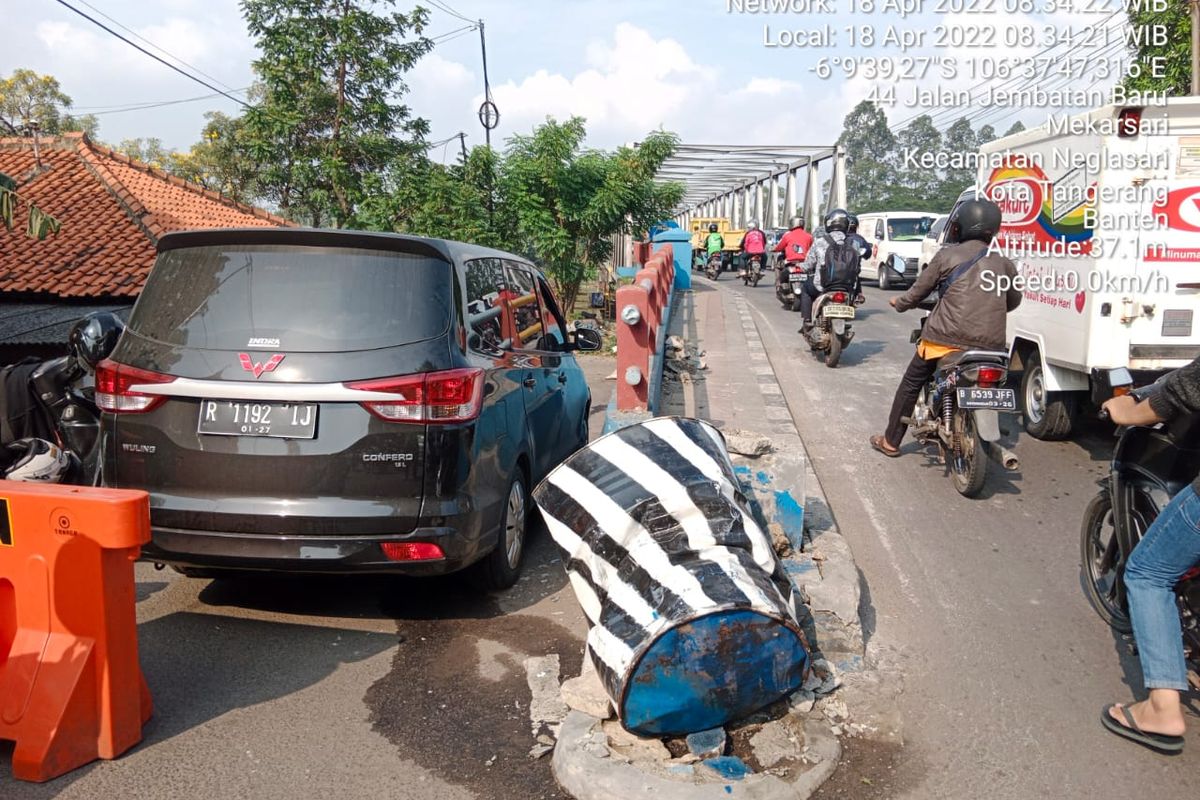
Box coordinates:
[0,480,152,782]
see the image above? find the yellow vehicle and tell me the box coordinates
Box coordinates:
[689,218,745,252]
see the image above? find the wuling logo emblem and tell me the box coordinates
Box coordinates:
[239,353,285,379]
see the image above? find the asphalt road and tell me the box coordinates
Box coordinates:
[720,271,1198,798]
[1,354,615,800]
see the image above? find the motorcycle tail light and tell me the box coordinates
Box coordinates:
[831,292,847,304]
[977,366,1006,388]
[95,359,175,413]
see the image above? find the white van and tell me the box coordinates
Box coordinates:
[858,211,940,289]
[938,99,1200,440]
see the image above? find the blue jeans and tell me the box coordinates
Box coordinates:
[1125,484,1200,691]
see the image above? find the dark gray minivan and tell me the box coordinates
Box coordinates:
[100,228,599,589]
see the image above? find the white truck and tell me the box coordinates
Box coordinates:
[936,99,1200,440]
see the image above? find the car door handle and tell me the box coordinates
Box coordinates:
[557,373,568,384]
[523,377,538,388]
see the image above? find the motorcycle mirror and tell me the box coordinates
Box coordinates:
[889,254,906,272]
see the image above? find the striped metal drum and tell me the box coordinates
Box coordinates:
[532,416,809,736]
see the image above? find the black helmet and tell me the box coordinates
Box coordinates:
[947,198,1002,244]
[68,311,124,372]
[824,208,850,233]
[847,213,859,233]
[788,215,804,229]
[708,223,718,233]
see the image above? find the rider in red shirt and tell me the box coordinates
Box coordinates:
[774,217,814,263]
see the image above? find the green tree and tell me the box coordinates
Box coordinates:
[384,146,513,247]
[115,137,177,169]
[171,111,261,202]
[837,100,897,211]
[977,124,997,145]
[500,119,683,312]
[940,116,978,206]
[1125,1,1191,95]
[0,68,97,137]
[239,0,433,226]
[1003,121,1026,137]
[892,115,941,208]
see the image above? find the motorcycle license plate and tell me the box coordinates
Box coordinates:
[956,388,1016,411]
[198,400,318,438]
[823,304,855,319]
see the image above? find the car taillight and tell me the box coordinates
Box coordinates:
[348,368,484,424]
[381,542,445,562]
[978,366,1005,388]
[831,292,847,304]
[95,359,175,413]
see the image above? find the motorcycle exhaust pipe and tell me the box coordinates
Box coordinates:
[984,442,1020,471]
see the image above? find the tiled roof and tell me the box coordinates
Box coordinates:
[0,133,292,299]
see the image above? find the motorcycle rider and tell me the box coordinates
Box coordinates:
[797,209,859,332]
[1099,357,1200,753]
[705,223,725,273]
[741,220,767,276]
[774,216,814,265]
[869,197,1020,457]
[846,213,871,305]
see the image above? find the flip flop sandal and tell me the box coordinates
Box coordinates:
[869,435,901,459]
[1101,704,1185,754]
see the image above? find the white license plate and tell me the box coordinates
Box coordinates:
[823,304,855,319]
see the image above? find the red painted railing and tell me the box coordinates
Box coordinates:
[616,245,674,412]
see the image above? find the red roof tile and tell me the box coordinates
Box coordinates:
[0,133,292,299]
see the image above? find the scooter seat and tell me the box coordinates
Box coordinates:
[936,349,1008,370]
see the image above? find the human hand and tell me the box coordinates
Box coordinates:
[888,298,898,309]
[1102,395,1140,425]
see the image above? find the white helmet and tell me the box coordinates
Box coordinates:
[5,438,73,483]
[747,221,759,231]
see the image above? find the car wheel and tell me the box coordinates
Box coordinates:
[473,473,528,591]
[1021,350,1075,440]
[878,264,891,290]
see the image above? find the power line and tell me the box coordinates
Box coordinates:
[51,0,252,110]
[425,0,474,24]
[430,23,478,43]
[72,0,243,95]
[75,88,252,115]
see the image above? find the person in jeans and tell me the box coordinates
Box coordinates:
[869,198,1020,456]
[1100,356,1200,753]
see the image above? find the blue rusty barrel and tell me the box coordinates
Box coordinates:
[532,416,809,736]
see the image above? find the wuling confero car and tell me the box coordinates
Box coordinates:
[99,229,600,590]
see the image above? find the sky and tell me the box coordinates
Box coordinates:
[7,0,1128,162]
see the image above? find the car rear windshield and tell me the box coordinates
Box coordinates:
[129,244,452,352]
[887,218,936,241]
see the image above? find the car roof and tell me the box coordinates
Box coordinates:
[156,227,537,271]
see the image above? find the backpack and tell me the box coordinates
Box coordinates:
[821,235,860,290]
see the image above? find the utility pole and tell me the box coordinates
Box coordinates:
[477,21,499,149]
[1193,0,1200,95]
[459,132,468,163]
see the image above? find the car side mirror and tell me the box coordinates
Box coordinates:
[572,327,603,352]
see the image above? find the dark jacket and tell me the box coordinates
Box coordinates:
[1147,356,1200,494]
[895,241,1021,351]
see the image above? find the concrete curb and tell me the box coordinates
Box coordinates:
[553,712,841,800]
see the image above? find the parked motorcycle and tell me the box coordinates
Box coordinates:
[898,262,1020,497]
[0,312,123,486]
[1081,367,1200,690]
[801,288,856,369]
[776,256,806,311]
[741,253,764,287]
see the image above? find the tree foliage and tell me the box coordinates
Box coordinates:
[0,69,97,137]
[498,119,683,311]
[838,102,1028,213]
[239,0,433,227]
[1125,1,1191,95]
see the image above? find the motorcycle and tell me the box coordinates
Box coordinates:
[801,287,857,369]
[0,314,122,486]
[1081,367,1200,691]
[776,256,806,311]
[741,253,764,287]
[898,257,1020,497]
[705,251,723,281]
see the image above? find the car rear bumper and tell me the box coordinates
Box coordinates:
[141,518,498,576]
